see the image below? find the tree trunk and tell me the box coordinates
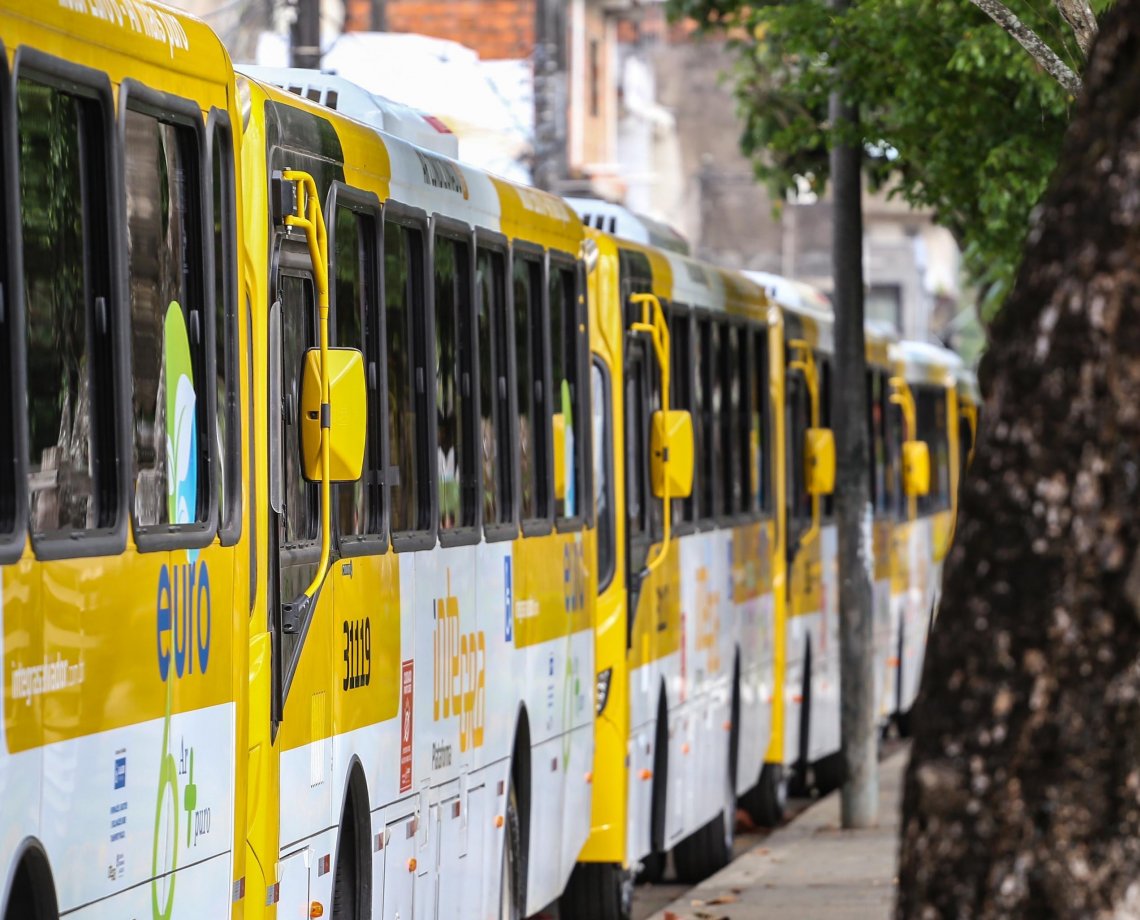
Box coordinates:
[896,1,1140,916]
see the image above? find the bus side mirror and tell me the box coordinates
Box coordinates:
[300,347,367,482]
[651,409,694,499]
[552,412,567,501]
[805,428,836,496]
[902,440,930,497]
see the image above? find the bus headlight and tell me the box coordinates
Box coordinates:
[596,667,613,716]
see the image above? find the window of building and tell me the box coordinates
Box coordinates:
[19,77,118,540]
[867,284,902,331]
[385,218,431,538]
[435,233,477,533]
[476,244,514,530]
[513,252,549,524]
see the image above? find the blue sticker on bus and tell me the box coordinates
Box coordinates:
[504,557,513,643]
[114,755,126,790]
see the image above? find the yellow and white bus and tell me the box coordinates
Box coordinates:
[884,341,961,733]
[1,6,598,919]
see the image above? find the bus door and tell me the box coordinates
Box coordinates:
[265,167,368,914]
[782,340,834,770]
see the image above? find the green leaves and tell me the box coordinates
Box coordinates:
[671,0,1081,318]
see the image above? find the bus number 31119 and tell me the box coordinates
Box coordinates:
[343,618,372,691]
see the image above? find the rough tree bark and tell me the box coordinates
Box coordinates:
[896,0,1140,917]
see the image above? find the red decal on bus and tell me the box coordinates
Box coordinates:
[400,660,414,793]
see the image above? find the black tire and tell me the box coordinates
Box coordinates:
[499,784,522,920]
[638,695,669,883]
[635,850,666,884]
[3,854,58,920]
[895,621,912,738]
[671,799,733,884]
[331,811,359,920]
[672,742,735,884]
[740,762,787,827]
[788,642,813,796]
[559,863,632,920]
[812,750,847,794]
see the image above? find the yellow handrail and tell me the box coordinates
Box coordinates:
[282,169,332,603]
[630,292,672,576]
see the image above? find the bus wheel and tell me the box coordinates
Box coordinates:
[331,815,359,920]
[672,768,734,883]
[559,863,632,920]
[740,763,787,827]
[498,785,522,920]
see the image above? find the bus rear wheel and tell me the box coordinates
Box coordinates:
[498,785,522,920]
[559,862,631,920]
[740,763,787,827]
[672,770,734,884]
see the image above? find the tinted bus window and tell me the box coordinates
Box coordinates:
[334,205,382,541]
[278,273,318,544]
[435,235,477,531]
[670,310,693,525]
[513,254,548,522]
[751,327,770,514]
[709,321,724,517]
[20,79,117,537]
[593,361,614,588]
[212,122,240,539]
[125,109,209,531]
[696,318,713,521]
[386,221,430,536]
[549,261,583,521]
[0,80,13,540]
[916,384,950,514]
[476,246,513,527]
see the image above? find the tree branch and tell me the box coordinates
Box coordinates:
[967,0,1083,94]
[1054,0,1099,57]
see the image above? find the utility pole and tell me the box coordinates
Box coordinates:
[290,0,321,69]
[830,0,877,829]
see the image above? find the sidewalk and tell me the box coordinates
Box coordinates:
[649,746,908,920]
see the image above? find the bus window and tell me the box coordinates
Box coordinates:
[592,360,615,590]
[476,245,514,530]
[125,107,211,536]
[212,119,241,543]
[385,219,431,539]
[916,385,950,514]
[434,233,477,533]
[550,258,584,523]
[278,273,318,546]
[722,323,743,515]
[818,356,834,519]
[513,252,549,525]
[696,317,714,523]
[751,327,770,515]
[710,321,725,518]
[786,362,812,541]
[19,78,119,539]
[669,309,693,526]
[333,198,382,546]
[0,64,14,547]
